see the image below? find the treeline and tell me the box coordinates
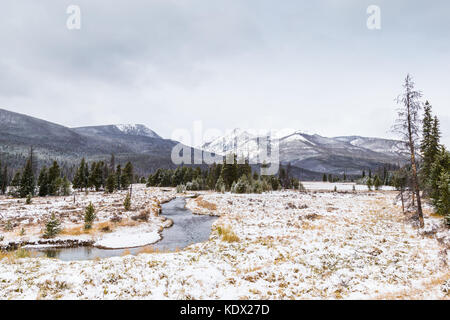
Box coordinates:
[0,152,137,198]
[390,76,449,227]
[147,157,304,194]
[72,156,134,193]
[416,102,449,220]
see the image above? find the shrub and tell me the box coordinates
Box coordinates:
[261,179,272,192]
[373,175,382,190]
[26,194,32,204]
[297,180,306,192]
[131,209,150,221]
[176,184,186,193]
[5,221,13,231]
[84,202,96,230]
[185,181,198,191]
[252,179,263,194]
[44,213,62,238]
[367,177,373,191]
[232,176,251,194]
[215,177,226,193]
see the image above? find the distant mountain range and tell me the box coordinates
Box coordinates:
[200,128,409,176]
[0,108,409,179]
[0,108,183,175]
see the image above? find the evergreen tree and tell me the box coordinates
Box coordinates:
[0,161,3,194]
[9,171,21,196]
[47,161,61,195]
[232,175,251,194]
[105,173,117,193]
[116,164,122,190]
[37,166,49,196]
[89,161,103,191]
[322,173,327,182]
[420,102,440,188]
[44,213,62,238]
[429,146,450,209]
[435,171,449,220]
[215,176,226,193]
[237,159,252,179]
[123,192,131,211]
[373,175,382,190]
[26,193,32,204]
[121,162,133,190]
[84,202,96,230]
[367,177,373,191]
[61,176,71,196]
[19,158,35,198]
[0,164,7,195]
[73,159,84,190]
[221,154,238,190]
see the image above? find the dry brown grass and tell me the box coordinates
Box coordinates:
[216,225,240,243]
[61,225,90,236]
[137,246,159,254]
[62,220,125,236]
[0,248,36,263]
[372,267,450,300]
[95,221,113,233]
[196,197,217,211]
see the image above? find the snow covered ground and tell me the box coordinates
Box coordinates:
[302,181,395,191]
[0,185,176,249]
[0,188,448,299]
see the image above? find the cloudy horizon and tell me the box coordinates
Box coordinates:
[1,0,449,146]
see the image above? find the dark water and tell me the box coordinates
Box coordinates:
[29,198,217,261]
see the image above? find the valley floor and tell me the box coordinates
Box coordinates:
[0,185,449,299]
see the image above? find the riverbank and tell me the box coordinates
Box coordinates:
[0,185,176,250]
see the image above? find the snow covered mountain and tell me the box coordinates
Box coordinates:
[74,124,161,139]
[0,109,178,174]
[199,128,409,175]
[0,108,409,178]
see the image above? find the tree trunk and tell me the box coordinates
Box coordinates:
[406,93,424,228]
[400,187,405,214]
[409,149,424,227]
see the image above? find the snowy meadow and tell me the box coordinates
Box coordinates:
[0,183,448,299]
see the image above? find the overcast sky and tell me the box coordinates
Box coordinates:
[0,0,449,146]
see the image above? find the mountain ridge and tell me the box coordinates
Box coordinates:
[0,108,408,178]
[199,128,409,175]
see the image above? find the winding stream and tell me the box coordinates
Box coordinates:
[29,198,217,261]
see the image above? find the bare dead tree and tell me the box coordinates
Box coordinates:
[392,74,424,227]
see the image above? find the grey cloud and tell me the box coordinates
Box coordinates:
[0,0,448,147]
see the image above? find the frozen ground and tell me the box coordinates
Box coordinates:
[302,181,395,191]
[0,185,176,249]
[0,187,448,299]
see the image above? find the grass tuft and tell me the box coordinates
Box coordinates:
[216,225,240,243]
